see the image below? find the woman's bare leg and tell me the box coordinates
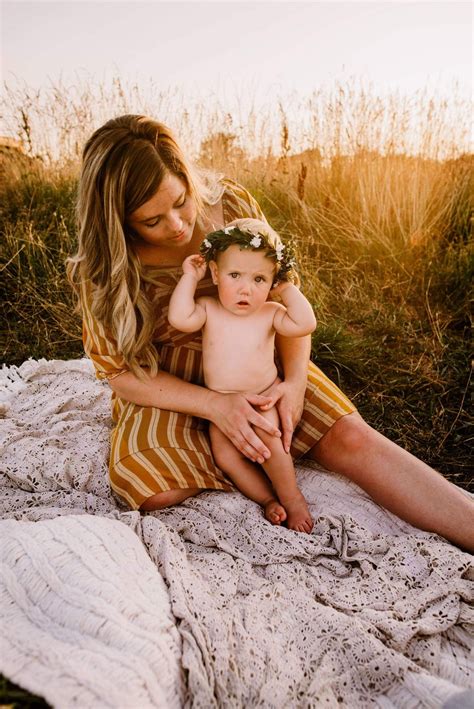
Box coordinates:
[309,412,474,551]
[140,488,202,511]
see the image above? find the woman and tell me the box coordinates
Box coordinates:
[68,114,474,551]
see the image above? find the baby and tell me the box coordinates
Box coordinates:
[168,218,317,532]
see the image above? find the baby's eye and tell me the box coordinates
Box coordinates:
[255,276,266,283]
[230,272,239,279]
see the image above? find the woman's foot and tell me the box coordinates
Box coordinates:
[280,491,314,533]
[263,498,287,525]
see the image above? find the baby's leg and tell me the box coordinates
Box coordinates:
[209,423,286,525]
[256,407,314,534]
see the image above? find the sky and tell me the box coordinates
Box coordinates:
[2,1,472,98]
[1,1,472,157]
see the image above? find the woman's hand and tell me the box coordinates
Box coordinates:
[182,254,207,280]
[259,378,306,454]
[207,390,282,464]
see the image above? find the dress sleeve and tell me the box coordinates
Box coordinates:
[221,178,269,223]
[80,282,130,381]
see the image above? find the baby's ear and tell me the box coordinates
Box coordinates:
[209,260,219,285]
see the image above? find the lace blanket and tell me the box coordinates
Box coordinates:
[0,358,473,708]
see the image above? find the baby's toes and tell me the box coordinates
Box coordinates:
[293,517,313,534]
[278,508,288,523]
[264,501,287,525]
[274,507,287,524]
[296,522,310,534]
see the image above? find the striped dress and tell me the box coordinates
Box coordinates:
[82,179,356,509]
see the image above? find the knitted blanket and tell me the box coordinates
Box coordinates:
[0,358,473,708]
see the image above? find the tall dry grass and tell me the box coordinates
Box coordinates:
[1,78,472,487]
[2,76,471,163]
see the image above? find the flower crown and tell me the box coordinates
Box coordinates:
[199,225,298,282]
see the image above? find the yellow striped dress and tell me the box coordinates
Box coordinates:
[82,179,356,509]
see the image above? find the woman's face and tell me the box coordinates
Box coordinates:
[127,173,197,250]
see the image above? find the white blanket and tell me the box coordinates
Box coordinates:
[0,359,473,708]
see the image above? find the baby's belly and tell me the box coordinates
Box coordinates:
[204,360,278,395]
[202,325,278,395]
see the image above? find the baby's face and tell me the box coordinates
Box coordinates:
[210,245,276,316]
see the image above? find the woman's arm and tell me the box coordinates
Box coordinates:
[109,369,281,464]
[276,332,312,386]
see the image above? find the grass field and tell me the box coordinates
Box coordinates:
[2,130,472,486]
[0,79,472,706]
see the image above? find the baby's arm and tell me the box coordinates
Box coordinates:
[168,254,208,332]
[271,282,317,337]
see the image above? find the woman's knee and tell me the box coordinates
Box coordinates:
[140,488,201,511]
[314,412,371,458]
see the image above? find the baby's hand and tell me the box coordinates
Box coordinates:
[182,254,207,281]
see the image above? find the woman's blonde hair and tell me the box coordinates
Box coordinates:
[67,114,222,379]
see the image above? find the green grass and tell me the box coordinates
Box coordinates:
[1,165,82,364]
[1,153,472,488]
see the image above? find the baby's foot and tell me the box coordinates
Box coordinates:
[263,498,287,526]
[281,491,313,533]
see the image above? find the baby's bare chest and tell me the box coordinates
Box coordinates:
[202,308,278,391]
[204,309,275,355]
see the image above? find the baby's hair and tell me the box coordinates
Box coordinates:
[200,218,298,285]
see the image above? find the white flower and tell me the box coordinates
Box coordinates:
[223,227,234,235]
[203,238,212,249]
[275,244,285,261]
[249,235,262,248]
